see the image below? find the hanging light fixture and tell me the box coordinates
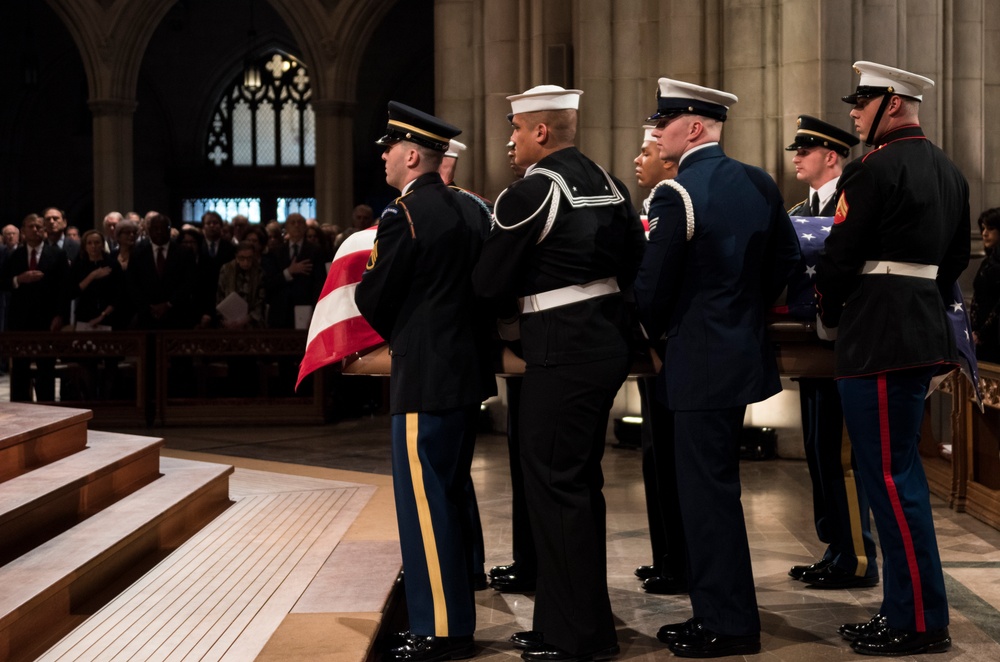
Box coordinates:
[243,0,261,90]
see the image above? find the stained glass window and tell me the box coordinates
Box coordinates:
[182,198,262,224]
[276,198,317,220]
[205,51,314,168]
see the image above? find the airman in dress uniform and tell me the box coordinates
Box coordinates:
[633,78,800,658]
[816,61,970,656]
[355,101,496,662]
[473,85,645,662]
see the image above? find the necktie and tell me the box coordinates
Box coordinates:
[29,248,37,270]
[156,247,166,276]
[291,243,299,260]
[209,241,216,257]
[810,191,820,216]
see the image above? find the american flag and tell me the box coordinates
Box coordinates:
[946,282,983,410]
[296,227,384,389]
[774,215,830,319]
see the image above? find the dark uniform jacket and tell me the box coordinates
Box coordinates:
[634,144,801,410]
[0,243,70,330]
[355,171,496,415]
[472,146,646,366]
[788,192,836,218]
[816,125,970,377]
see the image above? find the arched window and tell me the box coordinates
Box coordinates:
[206,51,315,168]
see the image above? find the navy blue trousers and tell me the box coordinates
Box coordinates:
[391,406,479,637]
[838,368,949,632]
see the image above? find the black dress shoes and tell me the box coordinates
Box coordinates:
[801,563,878,589]
[634,564,659,580]
[490,570,536,593]
[656,618,698,644]
[851,625,951,656]
[489,562,517,579]
[520,643,620,662]
[788,557,832,580]
[667,620,760,658]
[383,634,475,662]
[510,631,543,649]
[641,575,687,595]
[839,613,887,641]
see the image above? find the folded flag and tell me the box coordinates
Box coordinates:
[774,215,830,319]
[945,282,983,411]
[296,227,384,389]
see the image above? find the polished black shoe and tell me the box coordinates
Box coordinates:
[850,626,951,656]
[634,564,659,580]
[489,562,517,579]
[520,643,619,661]
[801,563,878,589]
[839,613,887,641]
[657,618,698,644]
[788,557,832,580]
[510,631,543,649]
[384,634,475,662]
[641,575,687,595]
[668,621,760,658]
[490,571,536,593]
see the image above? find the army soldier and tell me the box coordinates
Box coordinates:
[784,116,879,590]
[355,101,495,662]
[816,61,969,656]
[634,78,800,657]
[473,85,645,662]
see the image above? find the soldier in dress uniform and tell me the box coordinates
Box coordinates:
[472,85,645,662]
[816,61,969,656]
[634,78,800,658]
[783,116,880,590]
[355,101,496,662]
[631,125,687,596]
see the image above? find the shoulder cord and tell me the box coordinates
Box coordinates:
[647,179,695,240]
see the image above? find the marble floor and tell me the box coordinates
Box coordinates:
[96,409,1000,662]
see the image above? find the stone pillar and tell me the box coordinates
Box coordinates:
[985,2,1000,206]
[481,0,522,198]
[89,98,137,218]
[312,99,354,227]
[610,0,645,196]
[576,0,613,163]
[720,2,770,170]
[947,0,984,218]
[435,0,477,177]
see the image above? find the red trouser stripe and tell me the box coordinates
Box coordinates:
[877,374,925,631]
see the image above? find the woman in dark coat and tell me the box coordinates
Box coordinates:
[971,207,1000,363]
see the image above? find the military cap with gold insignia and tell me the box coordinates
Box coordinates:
[647,77,738,123]
[785,115,859,157]
[841,61,935,104]
[376,101,460,152]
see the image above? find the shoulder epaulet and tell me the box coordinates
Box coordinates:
[788,198,807,214]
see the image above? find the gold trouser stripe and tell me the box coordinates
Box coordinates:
[406,412,449,636]
[840,421,869,577]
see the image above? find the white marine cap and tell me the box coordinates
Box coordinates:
[642,124,657,143]
[507,84,583,118]
[444,139,466,159]
[647,78,738,122]
[843,61,935,103]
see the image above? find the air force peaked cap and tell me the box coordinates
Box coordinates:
[506,85,583,121]
[842,61,935,104]
[376,101,460,152]
[647,78,738,122]
[785,115,859,157]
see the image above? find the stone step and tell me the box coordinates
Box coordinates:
[0,403,92,484]
[0,456,234,662]
[0,430,165,565]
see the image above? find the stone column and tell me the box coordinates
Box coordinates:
[435,0,477,176]
[985,2,1000,206]
[947,0,984,217]
[576,0,613,164]
[720,2,770,170]
[312,99,354,227]
[610,0,645,197]
[481,0,522,198]
[89,98,137,218]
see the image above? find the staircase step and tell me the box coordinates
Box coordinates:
[0,430,165,564]
[0,403,92,483]
[0,456,234,662]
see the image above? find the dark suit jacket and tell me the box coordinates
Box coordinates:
[127,240,197,328]
[51,237,80,263]
[0,243,70,330]
[634,144,801,410]
[356,172,496,414]
[265,240,325,328]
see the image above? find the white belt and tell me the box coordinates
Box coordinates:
[861,261,938,279]
[520,277,620,314]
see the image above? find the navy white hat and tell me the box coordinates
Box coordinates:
[642,124,656,143]
[506,84,583,121]
[444,139,466,159]
[647,78,738,123]
[842,61,935,104]
[785,115,859,157]
[376,101,461,152]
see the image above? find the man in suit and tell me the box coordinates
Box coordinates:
[355,101,495,662]
[473,85,646,662]
[127,213,196,329]
[0,213,70,401]
[816,60,969,656]
[634,77,800,657]
[42,207,80,263]
[266,212,324,329]
[782,116,879,591]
